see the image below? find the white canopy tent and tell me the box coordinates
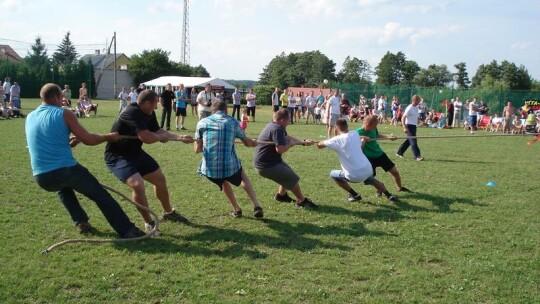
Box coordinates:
[143,76,235,93]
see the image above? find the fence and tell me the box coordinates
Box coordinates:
[332,83,540,115]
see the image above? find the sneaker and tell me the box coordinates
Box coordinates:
[76,222,93,234]
[415,156,424,161]
[145,221,161,236]
[396,153,404,158]
[176,127,179,130]
[398,187,412,192]
[274,193,295,203]
[254,206,264,218]
[347,194,362,202]
[122,226,147,239]
[296,198,319,209]
[385,193,398,202]
[160,209,189,223]
[181,127,187,130]
[230,209,243,218]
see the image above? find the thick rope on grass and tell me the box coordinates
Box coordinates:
[41,184,160,254]
[374,133,540,141]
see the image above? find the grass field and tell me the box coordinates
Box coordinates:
[0,99,538,303]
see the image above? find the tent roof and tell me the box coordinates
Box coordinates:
[143,76,235,90]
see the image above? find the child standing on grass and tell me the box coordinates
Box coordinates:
[314,103,322,124]
[240,108,249,132]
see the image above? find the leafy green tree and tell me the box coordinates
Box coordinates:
[374,51,406,85]
[53,32,78,66]
[253,85,274,105]
[259,51,335,88]
[190,64,210,77]
[337,56,372,84]
[412,64,452,87]
[454,62,470,89]
[472,60,532,90]
[129,49,174,85]
[402,60,420,85]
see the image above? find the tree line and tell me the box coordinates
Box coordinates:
[258,50,538,91]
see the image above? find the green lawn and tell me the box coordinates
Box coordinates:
[0,99,538,303]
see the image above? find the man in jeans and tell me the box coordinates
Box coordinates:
[25,83,145,238]
[396,95,424,161]
[231,87,242,120]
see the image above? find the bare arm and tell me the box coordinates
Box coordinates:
[241,137,258,147]
[63,110,118,146]
[194,139,202,153]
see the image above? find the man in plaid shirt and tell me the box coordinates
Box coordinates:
[194,101,264,218]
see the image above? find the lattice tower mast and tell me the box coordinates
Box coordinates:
[181,0,190,65]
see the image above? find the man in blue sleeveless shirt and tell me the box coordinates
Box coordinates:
[25,83,145,238]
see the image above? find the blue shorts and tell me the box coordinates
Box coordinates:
[330,170,376,185]
[105,151,159,182]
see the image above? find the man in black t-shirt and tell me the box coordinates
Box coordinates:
[254,109,318,209]
[105,90,193,235]
[160,83,175,130]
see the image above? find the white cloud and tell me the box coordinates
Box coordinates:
[0,0,22,11]
[510,42,533,50]
[334,22,464,46]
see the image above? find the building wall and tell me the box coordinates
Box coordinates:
[95,69,133,99]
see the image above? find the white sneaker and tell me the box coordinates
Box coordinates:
[144,221,161,237]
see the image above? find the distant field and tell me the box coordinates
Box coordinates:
[0,99,538,303]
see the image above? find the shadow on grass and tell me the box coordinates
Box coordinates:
[112,218,391,258]
[425,157,495,164]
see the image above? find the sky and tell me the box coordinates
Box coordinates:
[1,0,539,82]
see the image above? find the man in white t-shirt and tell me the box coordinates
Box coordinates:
[453,96,463,128]
[245,88,256,122]
[317,118,397,202]
[326,89,341,138]
[271,87,280,113]
[118,86,129,114]
[396,95,423,161]
[128,86,138,104]
[196,83,215,119]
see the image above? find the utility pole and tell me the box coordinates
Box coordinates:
[181,0,190,65]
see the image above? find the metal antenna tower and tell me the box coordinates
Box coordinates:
[181,0,190,65]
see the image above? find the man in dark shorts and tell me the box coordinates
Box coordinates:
[357,115,411,194]
[174,83,188,130]
[194,101,263,218]
[105,90,194,235]
[254,109,318,209]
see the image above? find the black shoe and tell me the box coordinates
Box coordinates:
[296,198,319,209]
[230,209,242,218]
[76,222,93,234]
[254,206,264,218]
[385,193,398,202]
[122,226,147,239]
[398,187,412,193]
[347,194,362,202]
[274,193,295,203]
[160,209,189,223]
